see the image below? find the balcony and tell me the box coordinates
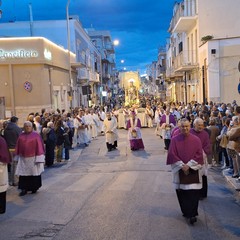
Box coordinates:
[105,43,115,53]
[77,68,88,84]
[166,67,184,80]
[102,55,115,64]
[89,72,100,83]
[173,50,198,72]
[77,68,100,84]
[169,0,198,33]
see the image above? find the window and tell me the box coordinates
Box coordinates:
[179,42,183,53]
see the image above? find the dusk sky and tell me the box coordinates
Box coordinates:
[0,0,177,74]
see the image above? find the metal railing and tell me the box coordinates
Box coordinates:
[173,50,198,70]
[169,0,197,32]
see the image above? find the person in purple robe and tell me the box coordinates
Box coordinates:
[126,111,144,151]
[167,118,203,225]
[0,136,11,214]
[190,117,211,199]
[160,107,176,150]
[15,121,45,196]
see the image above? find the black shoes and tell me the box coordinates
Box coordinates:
[19,189,38,195]
[19,190,27,196]
[189,217,197,225]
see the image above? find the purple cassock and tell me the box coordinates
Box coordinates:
[160,114,176,126]
[0,136,11,164]
[15,131,45,158]
[190,129,211,155]
[126,118,145,151]
[167,133,203,165]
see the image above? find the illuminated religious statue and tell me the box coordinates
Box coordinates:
[128,82,137,101]
[118,71,140,106]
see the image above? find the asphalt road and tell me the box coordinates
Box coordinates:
[0,127,240,240]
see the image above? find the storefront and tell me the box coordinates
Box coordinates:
[0,37,78,124]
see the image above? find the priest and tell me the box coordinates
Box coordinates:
[166,118,203,225]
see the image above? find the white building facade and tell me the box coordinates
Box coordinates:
[166,0,240,104]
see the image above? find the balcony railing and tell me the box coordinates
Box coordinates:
[102,55,115,64]
[173,50,198,72]
[77,68,100,83]
[105,43,114,53]
[168,0,197,33]
[89,72,100,83]
[78,68,88,81]
[166,67,176,79]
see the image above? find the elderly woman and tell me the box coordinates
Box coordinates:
[126,111,144,151]
[42,121,56,167]
[0,136,11,214]
[15,121,45,196]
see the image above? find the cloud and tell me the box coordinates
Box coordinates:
[0,0,177,72]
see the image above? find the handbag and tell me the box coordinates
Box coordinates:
[179,168,200,184]
[220,134,228,148]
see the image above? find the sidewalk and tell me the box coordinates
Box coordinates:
[222,168,240,192]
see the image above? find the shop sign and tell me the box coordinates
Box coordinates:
[44,49,52,60]
[0,49,39,59]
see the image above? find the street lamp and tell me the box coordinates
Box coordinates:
[113,39,119,46]
[100,58,103,106]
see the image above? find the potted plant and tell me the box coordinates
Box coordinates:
[201,35,214,43]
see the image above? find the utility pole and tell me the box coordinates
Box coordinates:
[29,3,34,36]
[66,0,73,109]
[184,71,187,104]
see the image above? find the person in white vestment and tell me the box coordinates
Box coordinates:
[84,109,92,142]
[123,107,130,129]
[73,110,89,147]
[145,104,154,128]
[89,109,99,139]
[103,112,118,152]
[98,108,106,134]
